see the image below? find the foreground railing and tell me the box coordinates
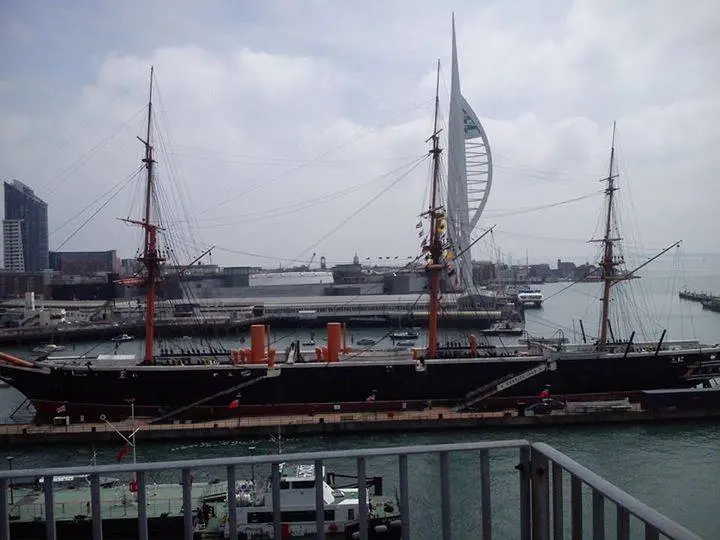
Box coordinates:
[0,440,703,540]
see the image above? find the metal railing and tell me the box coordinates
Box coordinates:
[0,440,703,540]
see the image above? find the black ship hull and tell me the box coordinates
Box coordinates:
[2,346,718,423]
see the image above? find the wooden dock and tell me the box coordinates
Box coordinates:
[3,406,720,446]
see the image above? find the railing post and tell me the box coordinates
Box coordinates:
[90,473,102,540]
[399,454,411,540]
[0,478,10,540]
[551,463,563,540]
[137,471,148,540]
[592,489,604,540]
[315,459,325,540]
[519,446,531,540]
[43,475,56,540]
[271,463,282,539]
[181,468,193,540]
[570,475,582,539]
[358,456,368,540]
[480,449,491,540]
[644,524,660,540]
[617,505,630,540]
[226,465,237,540]
[531,447,550,540]
[440,451,452,540]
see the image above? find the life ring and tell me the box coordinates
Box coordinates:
[328,522,339,534]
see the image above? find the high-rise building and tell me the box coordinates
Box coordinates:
[3,180,49,272]
[2,220,25,271]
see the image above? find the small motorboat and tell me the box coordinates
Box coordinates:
[389,330,419,340]
[394,340,416,347]
[111,334,134,342]
[302,340,316,346]
[31,343,66,355]
[357,338,377,346]
[482,321,524,336]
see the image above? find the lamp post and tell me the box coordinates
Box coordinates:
[6,455,14,505]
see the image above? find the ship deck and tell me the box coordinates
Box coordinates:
[8,481,213,524]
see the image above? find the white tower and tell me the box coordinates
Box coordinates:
[446,15,493,289]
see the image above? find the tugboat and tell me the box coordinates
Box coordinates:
[222,464,401,539]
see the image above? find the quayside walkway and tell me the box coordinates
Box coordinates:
[0,440,702,540]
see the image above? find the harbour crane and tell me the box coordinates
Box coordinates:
[305,252,316,270]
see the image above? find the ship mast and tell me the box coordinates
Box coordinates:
[426,61,443,359]
[598,122,619,347]
[121,67,164,365]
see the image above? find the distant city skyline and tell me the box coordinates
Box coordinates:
[1,1,718,269]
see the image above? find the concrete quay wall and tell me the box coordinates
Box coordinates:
[3,408,720,447]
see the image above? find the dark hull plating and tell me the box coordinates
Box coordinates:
[2,347,717,423]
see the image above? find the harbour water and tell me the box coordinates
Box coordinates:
[1,422,718,538]
[1,256,719,538]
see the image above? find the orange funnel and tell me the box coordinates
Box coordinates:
[327,322,341,361]
[250,324,266,363]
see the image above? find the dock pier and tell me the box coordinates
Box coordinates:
[679,289,720,313]
[0,294,504,345]
[3,404,720,447]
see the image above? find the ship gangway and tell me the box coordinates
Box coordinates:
[0,440,702,540]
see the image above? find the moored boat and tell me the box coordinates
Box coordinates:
[222,463,401,539]
[31,343,66,355]
[388,330,419,340]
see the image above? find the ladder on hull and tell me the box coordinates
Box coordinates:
[454,361,556,412]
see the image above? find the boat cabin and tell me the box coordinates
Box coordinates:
[230,463,367,537]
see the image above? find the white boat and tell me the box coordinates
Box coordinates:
[31,343,66,355]
[388,330,419,340]
[394,340,416,347]
[516,288,543,308]
[111,333,135,342]
[302,340,316,347]
[223,464,401,539]
[483,321,525,336]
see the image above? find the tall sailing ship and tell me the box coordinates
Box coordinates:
[1,23,719,424]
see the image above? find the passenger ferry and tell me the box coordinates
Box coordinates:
[515,287,544,308]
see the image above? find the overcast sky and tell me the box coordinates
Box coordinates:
[1,0,718,270]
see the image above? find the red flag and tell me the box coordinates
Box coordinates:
[116,442,129,462]
[228,399,240,409]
